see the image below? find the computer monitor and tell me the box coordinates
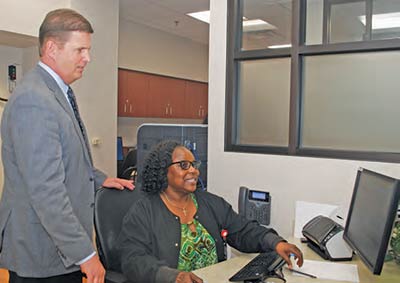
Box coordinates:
[343,168,400,275]
[117,136,124,161]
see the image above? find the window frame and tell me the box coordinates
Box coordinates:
[225,0,400,163]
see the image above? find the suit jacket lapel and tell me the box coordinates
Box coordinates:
[36,65,93,166]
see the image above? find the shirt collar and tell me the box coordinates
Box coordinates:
[38,61,69,94]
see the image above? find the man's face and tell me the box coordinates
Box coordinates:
[52,31,91,85]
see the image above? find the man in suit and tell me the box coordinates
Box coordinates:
[0,9,134,283]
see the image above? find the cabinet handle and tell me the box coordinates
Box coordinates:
[130,104,132,112]
[198,109,201,117]
[124,104,127,113]
[165,106,168,115]
[170,106,172,115]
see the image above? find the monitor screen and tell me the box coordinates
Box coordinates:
[343,168,400,275]
[117,136,124,161]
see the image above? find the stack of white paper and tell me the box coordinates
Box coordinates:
[291,259,359,282]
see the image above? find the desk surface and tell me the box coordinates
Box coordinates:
[193,238,400,283]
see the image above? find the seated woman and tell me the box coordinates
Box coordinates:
[116,140,303,283]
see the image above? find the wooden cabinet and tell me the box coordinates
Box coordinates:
[147,75,186,118]
[117,69,129,116]
[118,69,208,119]
[184,81,208,119]
[118,69,149,117]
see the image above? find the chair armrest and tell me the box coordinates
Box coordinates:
[105,270,131,283]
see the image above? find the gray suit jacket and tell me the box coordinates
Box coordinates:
[0,64,107,277]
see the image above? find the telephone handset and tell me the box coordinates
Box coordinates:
[302,215,353,261]
[303,215,338,244]
[238,186,271,225]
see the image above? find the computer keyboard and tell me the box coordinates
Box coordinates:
[229,251,286,282]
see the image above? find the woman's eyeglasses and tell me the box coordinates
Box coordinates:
[169,160,201,170]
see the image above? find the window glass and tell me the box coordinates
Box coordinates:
[227,0,400,162]
[330,1,366,43]
[301,51,400,152]
[371,0,400,40]
[241,0,292,51]
[306,0,366,44]
[237,59,290,146]
[306,0,324,45]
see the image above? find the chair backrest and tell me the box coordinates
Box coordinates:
[94,187,141,271]
[119,149,137,179]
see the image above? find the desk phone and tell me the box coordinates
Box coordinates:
[239,186,271,226]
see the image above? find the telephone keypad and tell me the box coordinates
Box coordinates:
[246,202,270,225]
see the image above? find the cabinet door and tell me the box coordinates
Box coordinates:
[148,75,185,118]
[147,75,169,117]
[125,71,149,117]
[118,69,149,117]
[184,81,208,119]
[167,78,186,118]
[118,69,130,116]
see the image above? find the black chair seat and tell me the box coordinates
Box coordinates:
[94,187,141,283]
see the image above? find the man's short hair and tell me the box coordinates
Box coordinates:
[39,8,94,56]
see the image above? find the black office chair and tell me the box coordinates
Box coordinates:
[94,187,141,283]
[118,148,137,180]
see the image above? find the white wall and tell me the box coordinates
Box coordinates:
[0,0,69,37]
[70,0,119,176]
[0,46,22,102]
[0,0,119,183]
[118,117,203,147]
[0,45,23,191]
[22,46,39,73]
[208,0,400,238]
[119,19,209,82]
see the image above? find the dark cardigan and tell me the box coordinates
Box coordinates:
[115,189,285,283]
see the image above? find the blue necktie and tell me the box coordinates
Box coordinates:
[67,86,85,138]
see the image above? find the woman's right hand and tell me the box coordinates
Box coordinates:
[176,271,203,283]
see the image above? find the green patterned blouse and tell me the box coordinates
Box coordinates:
[177,194,218,271]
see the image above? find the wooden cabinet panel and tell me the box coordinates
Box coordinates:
[147,75,186,118]
[126,71,149,117]
[118,69,207,119]
[184,81,208,119]
[118,69,129,116]
[147,75,169,117]
[118,69,149,117]
[165,77,186,118]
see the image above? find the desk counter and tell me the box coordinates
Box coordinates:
[193,238,400,283]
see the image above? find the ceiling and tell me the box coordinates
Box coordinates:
[0,30,38,48]
[0,0,210,48]
[119,0,293,49]
[119,0,210,45]
[0,0,296,56]
[119,0,292,48]
[4,1,400,49]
